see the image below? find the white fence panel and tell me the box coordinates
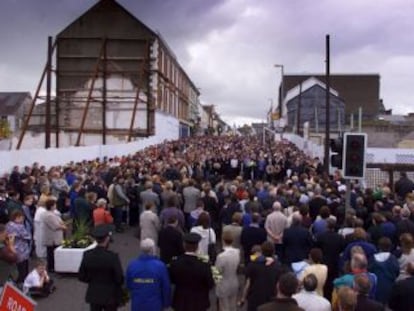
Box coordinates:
[0,112,179,175]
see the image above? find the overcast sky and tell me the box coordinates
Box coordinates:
[1,0,414,125]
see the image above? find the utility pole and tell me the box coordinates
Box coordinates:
[45,36,53,149]
[274,64,284,117]
[324,34,331,173]
[297,82,302,135]
[102,38,107,145]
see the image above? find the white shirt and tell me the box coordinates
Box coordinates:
[293,290,331,311]
[34,206,47,258]
[34,206,47,231]
[23,269,48,294]
[230,159,238,168]
[190,226,216,257]
[338,227,354,237]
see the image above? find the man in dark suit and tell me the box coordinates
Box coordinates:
[169,232,214,311]
[395,172,414,201]
[158,216,184,264]
[282,214,313,265]
[315,218,345,301]
[241,242,290,311]
[78,225,124,311]
[240,212,267,264]
[308,187,327,221]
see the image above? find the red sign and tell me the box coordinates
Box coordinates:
[0,282,36,311]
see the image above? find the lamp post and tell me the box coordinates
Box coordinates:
[274,64,284,117]
[268,98,274,129]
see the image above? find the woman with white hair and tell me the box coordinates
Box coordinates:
[42,198,67,272]
[126,238,171,311]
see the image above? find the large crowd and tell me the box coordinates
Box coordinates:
[1,135,414,311]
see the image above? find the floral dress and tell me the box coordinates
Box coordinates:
[6,221,31,263]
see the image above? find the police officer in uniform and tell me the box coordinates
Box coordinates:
[78,224,124,311]
[169,232,214,311]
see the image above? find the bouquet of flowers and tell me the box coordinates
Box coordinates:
[119,287,130,307]
[198,254,222,284]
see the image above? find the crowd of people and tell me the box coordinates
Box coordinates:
[1,135,414,311]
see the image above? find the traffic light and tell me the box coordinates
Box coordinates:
[343,133,367,179]
[330,137,343,169]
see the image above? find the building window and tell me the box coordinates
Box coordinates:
[164,88,168,112]
[158,88,162,109]
[169,92,173,114]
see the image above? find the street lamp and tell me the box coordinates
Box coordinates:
[274,64,284,117]
[268,98,274,129]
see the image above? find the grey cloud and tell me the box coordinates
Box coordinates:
[1,0,414,124]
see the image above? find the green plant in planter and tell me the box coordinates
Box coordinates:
[62,219,94,248]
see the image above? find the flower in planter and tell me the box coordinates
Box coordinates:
[62,219,94,249]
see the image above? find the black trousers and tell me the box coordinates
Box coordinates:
[90,304,117,311]
[28,279,55,297]
[16,259,29,284]
[46,245,58,272]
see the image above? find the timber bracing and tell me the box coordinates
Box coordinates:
[75,38,107,147]
[16,38,57,150]
[128,39,150,142]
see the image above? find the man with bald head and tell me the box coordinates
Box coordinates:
[264,201,288,260]
[308,187,327,221]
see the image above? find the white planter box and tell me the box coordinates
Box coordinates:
[54,242,97,273]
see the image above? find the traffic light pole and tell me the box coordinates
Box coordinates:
[345,108,363,210]
[324,35,331,174]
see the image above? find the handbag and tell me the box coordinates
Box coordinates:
[207,227,217,264]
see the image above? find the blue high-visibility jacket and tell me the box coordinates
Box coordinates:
[126,254,171,311]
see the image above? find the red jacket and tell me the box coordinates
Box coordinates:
[93,207,113,226]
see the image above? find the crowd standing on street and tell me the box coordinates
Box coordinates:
[1,135,414,311]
